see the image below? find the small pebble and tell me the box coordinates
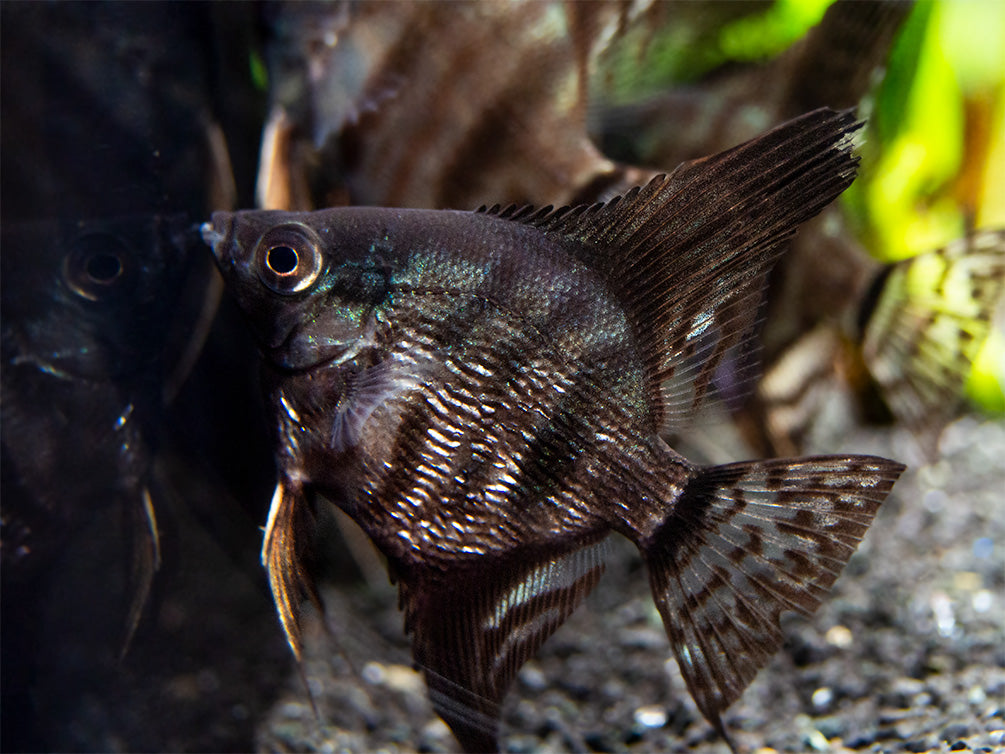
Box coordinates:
[280,702,309,720]
[969,686,988,705]
[633,705,667,729]
[361,662,385,685]
[949,741,968,751]
[812,687,834,710]
[825,625,853,648]
[943,723,971,741]
[802,727,829,751]
[972,590,993,612]
[381,664,425,694]
[892,677,926,697]
[519,665,547,691]
[420,718,451,742]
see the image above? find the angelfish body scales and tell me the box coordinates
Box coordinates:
[255,207,662,562]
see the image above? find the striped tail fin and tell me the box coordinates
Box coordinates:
[640,455,904,744]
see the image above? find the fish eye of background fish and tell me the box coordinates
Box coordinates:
[61,233,135,301]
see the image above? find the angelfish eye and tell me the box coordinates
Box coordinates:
[254,223,324,295]
[62,233,133,301]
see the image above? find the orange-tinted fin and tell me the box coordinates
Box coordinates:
[262,478,320,661]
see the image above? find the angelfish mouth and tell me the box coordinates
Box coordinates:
[268,332,362,374]
[200,212,234,261]
[200,221,224,249]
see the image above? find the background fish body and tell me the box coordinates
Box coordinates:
[260,0,626,210]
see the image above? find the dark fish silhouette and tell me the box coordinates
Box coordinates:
[0,215,199,595]
[204,109,905,751]
[0,213,200,750]
[0,1,224,595]
[0,2,260,748]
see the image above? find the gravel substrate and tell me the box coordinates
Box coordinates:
[14,417,1001,753]
[256,417,1005,754]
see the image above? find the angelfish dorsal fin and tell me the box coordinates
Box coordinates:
[485,108,862,433]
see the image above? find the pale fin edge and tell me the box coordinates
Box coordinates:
[262,479,316,660]
[121,486,161,659]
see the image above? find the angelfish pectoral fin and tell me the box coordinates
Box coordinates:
[121,486,161,659]
[263,479,319,660]
[640,456,904,746]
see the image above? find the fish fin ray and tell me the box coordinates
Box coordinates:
[330,357,427,452]
[402,538,608,751]
[641,455,903,734]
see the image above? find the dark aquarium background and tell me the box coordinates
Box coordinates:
[2,1,1002,752]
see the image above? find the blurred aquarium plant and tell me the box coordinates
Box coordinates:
[842,0,1005,412]
[596,0,835,98]
[716,0,835,64]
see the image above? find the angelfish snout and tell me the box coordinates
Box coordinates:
[200,212,234,260]
[200,222,222,247]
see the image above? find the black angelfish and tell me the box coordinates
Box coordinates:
[203,109,905,751]
[1,215,192,601]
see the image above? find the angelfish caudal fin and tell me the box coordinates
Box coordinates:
[640,456,904,740]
